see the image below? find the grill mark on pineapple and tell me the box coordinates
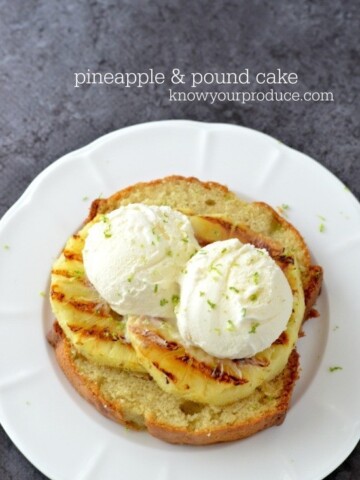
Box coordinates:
[69,300,111,316]
[63,249,82,262]
[50,288,65,302]
[211,365,247,385]
[235,357,270,367]
[50,287,110,317]
[52,269,75,279]
[51,268,90,286]
[175,354,248,385]
[68,324,126,342]
[152,361,177,383]
[164,340,180,351]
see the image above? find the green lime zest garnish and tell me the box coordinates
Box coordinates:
[229,286,240,293]
[329,366,343,372]
[101,215,112,238]
[226,320,236,332]
[277,204,289,216]
[210,263,222,275]
[171,295,180,306]
[207,299,216,309]
[151,227,161,242]
[249,322,260,334]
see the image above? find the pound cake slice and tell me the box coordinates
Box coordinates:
[48,176,322,444]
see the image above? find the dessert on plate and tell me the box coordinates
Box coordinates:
[48,176,322,444]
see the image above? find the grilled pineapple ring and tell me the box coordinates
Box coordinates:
[50,220,146,372]
[127,255,304,406]
[49,213,230,372]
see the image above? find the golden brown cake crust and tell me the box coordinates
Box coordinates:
[47,323,141,430]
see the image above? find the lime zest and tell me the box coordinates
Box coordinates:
[226,320,236,332]
[329,366,343,372]
[207,299,216,310]
[101,215,112,238]
[171,294,180,306]
[249,322,260,334]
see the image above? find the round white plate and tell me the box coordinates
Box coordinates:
[0,120,359,480]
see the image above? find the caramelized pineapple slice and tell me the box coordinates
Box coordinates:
[50,220,145,372]
[127,257,304,406]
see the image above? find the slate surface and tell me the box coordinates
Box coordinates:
[0,1,359,479]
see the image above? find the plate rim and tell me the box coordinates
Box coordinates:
[2,120,359,225]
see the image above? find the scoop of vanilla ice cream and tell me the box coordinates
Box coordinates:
[176,238,293,358]
[83,204,199,319]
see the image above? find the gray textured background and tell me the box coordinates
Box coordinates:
[0,1,359,479]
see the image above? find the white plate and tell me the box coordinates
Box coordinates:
[0,120,359,480]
